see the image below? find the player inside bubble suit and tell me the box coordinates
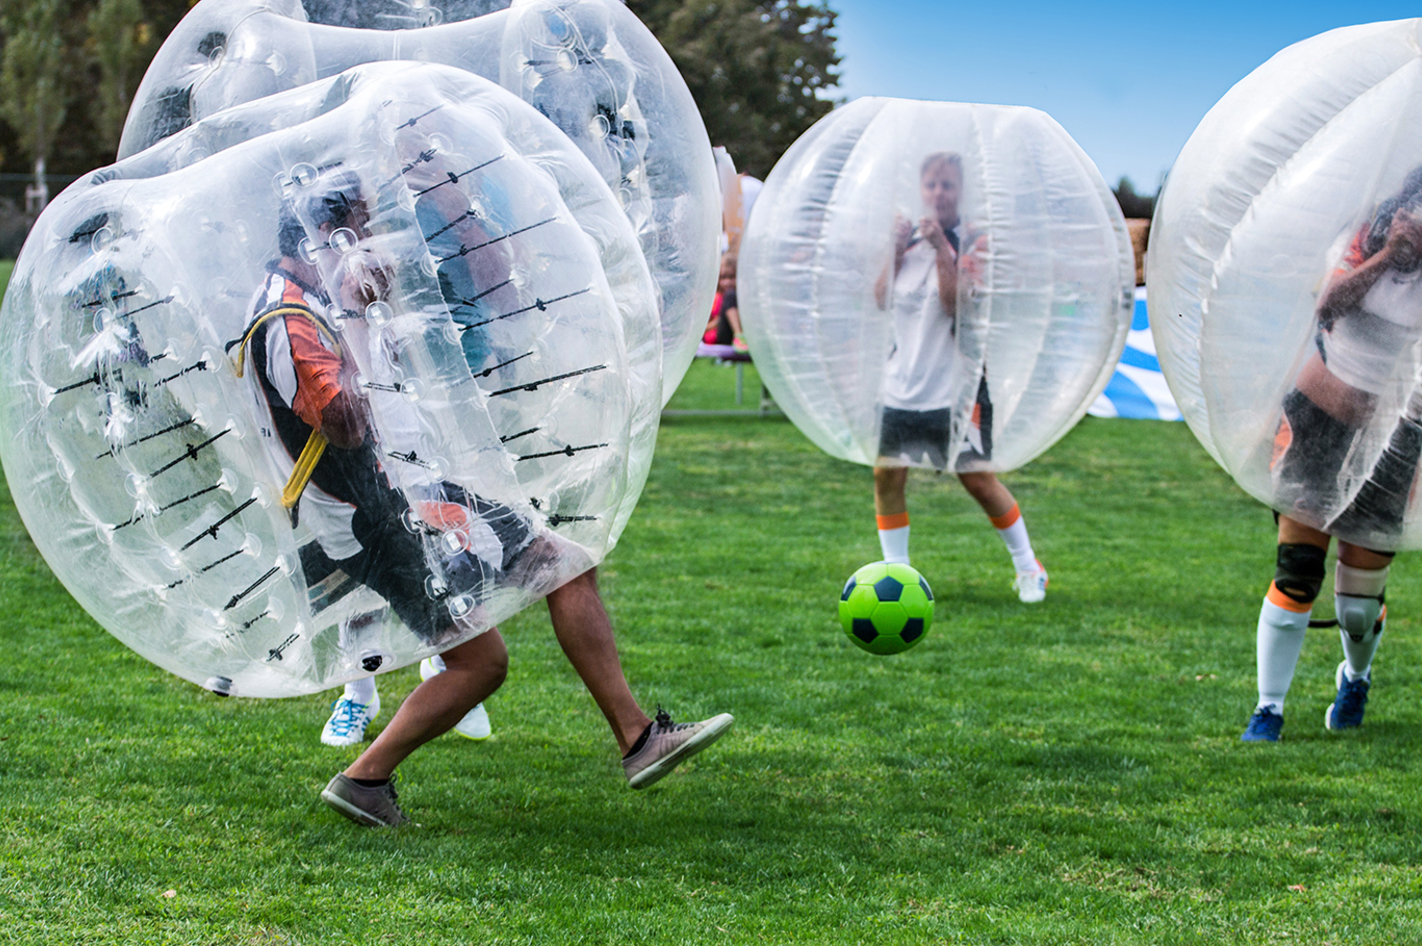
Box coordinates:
[1243,167,1422,741]
[263,171,733,825]
[233,168,542,723]
[869,152,1048,603]
[316,135,534,745]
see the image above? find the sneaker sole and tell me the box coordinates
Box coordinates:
[628,713,734,790]
[320,732,367,747]
[320,787,401,827]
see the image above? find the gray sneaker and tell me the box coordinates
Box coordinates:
[321,773,413,827]
[622,707,734,789]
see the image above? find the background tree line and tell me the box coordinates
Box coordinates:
[0,0,840,184]
[0,0,195,179]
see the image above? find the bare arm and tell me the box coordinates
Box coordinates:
[875,216,915,310]
[319,388,370,450]
[919,216,958,318]
[1318,209,1422,324]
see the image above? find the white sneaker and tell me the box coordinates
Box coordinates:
[321,693,381,747]
[419,657,493,740]
[1014,560,1048,603]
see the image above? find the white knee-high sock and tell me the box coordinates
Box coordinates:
[990,504,1037,573]
[1257,589,1311,712]
[877,512,910,564]
[345,676,377,706]
[1335,562,1389,681]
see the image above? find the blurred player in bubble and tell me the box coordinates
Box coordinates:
[870,151,1047,602]
[241,170,731,825]
[1243,168,1422,742]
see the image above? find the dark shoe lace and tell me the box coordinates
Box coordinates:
[653,705,693,732]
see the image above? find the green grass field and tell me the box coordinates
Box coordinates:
[4,262,1422,944]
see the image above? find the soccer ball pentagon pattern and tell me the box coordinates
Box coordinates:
[838,562,934,655]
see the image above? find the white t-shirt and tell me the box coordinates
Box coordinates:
[1323,266,1422,396]
[882,228,962,411]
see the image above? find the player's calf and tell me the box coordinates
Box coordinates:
[1326,560,1389,731]
[1243,542,1326,741]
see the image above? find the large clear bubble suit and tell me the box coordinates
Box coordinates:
[0,63,660,697]
[119,0,718,403]
[1149,19,1422,551]
[739,99,1134,472]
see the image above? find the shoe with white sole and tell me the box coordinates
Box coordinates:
[320,693,381,747]
[1014,560,1048,603]
[321,773,412,827]
[1325,660,1370,731]
[419,657,492,740]
[622,706,734,789]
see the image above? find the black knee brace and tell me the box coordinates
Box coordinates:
[1274,543,1327,605]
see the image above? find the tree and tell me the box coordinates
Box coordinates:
[0,0,69,192]
[0,0,192,178]
[625,0,841,179]
[88,0,157,154]
[1113,176,1156,220]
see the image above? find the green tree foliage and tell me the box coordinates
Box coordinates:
[625,0,841,179]
[1113,176,1157,220]
[87,0,158,153]
[0,0,192,177]
[0,0,69,181]
[0,0,841,181]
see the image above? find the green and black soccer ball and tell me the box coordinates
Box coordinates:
[839,562,934,655]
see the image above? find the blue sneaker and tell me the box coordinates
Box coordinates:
[1325,661,1370,731]
[1241,705,1283,742]
[321,694,381,747]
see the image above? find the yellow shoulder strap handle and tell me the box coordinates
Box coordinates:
[282,430,328,509]
[231,305,344,378]
[230,305,344,508]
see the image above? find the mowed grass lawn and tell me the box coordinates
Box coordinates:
[3,260,1422,944]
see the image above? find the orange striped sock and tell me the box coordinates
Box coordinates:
[877,512,910,563]
[990,504,1036,572]
[988,504,1021,530]
[876,512,909,531]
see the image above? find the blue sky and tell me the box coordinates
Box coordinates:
[828,1,1421,192]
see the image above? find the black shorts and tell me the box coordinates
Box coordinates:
[1271,388,1357,520]
[877,375,993,471]
[303,484,532,643]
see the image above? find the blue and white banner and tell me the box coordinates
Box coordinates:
[1089,287,1182,421]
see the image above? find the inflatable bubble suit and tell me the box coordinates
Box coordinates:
[119,0,719,402]
[739,98,1134,473]
[1149,19,1422,551]
[0,61,662,697]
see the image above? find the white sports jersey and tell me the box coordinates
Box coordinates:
[1324,266,1422,396]
[882,227,963,412]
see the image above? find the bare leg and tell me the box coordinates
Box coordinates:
[957,471,1015,520]
[345,628,508,781]
[1277,514,1332,552]
[1337,540,1395,570]
[873,464,909,517]
[546,569,652,755]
